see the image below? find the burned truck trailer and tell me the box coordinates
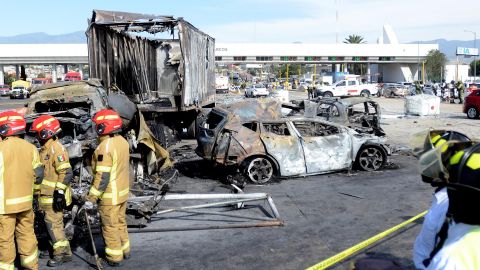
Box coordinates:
[87,10,216,142]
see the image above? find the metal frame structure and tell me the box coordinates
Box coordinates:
[126,193,283,233]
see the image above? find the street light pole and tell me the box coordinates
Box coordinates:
[465,30,477,82]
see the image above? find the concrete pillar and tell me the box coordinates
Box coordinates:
[52,64,58,83]
[77,64,83,80]
[343,63,348,73]
[335,64,341,72]
[0,65,4,85]
[367,63,371,82]
[15,65,20,80]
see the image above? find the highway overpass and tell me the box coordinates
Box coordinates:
[0,41,438,84]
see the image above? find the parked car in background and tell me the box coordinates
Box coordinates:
[316,79,378,98]
[215,75,230,94]
[64,72,82,81]
[31,78,52,86]
[464,88,480,119]
[396,82,413,88]
[466,83,479,97]
[245,84,269,97]
[10,86,29,99]
[382,83,410,97]
[0,84,10,96]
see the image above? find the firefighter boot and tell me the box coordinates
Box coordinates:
[47,254,72,267]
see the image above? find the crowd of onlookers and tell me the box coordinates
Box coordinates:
[379,80,479,103]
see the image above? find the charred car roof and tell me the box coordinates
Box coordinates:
[218,99,283,121]
[26,80,108,115]
[29,80,102,95]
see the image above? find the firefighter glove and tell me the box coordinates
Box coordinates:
[84,201,94,210]
[53,189,67,211]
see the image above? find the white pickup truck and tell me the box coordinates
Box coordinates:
[316,80,378,98]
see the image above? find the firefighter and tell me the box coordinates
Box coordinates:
[0,111,44,270]
[85,109,130,267]
[30,115,73,267]
[413,134,472,269]
[456,81,465,104]
[419,142,480,269]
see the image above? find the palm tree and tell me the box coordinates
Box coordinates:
[343,34,366,44]
[343,34,367,75]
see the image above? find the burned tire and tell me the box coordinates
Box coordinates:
[355,145,387,171]
[467,107,479,119]
[244,157,274,184]
[360,90,370,98]
[323,91,333,98]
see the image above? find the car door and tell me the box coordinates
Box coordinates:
[259,121,306,176]
[347,80,358,95]
[291,120,353,174]
[335,81,346,95]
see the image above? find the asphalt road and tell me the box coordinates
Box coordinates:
[0,96,28,110]
[35,152,430,270]
[4,93,433,270]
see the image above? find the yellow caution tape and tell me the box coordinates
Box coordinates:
[306,210,428,270]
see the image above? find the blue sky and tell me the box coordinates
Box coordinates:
[1,0,479,43]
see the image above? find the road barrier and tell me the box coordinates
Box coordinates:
[306,210,428,270]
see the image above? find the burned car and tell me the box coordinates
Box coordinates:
[24,80,175,232]
[381,84,411,97]
[196,100,390,184]
[289,97,385,136]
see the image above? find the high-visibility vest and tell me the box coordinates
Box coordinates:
[428,224,480,269]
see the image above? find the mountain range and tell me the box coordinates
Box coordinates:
[0,32,477,61]
[0,31,86,44]
[409,39,479,62]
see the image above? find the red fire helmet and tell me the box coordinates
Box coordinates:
[0,111,26,137]
[92,109,122,135]
[30,115,62,140]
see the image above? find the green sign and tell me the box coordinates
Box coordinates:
[352,56,368,61]
[328,56,345,61]
[379,56,395,61]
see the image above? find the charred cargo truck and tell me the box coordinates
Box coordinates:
[87,10,215,146]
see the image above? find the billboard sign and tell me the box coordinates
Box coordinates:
[456,47,479,56]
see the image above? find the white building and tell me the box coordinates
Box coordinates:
[445,61,470,82]
[214,26,438,83]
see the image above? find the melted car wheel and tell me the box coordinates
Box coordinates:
[245,157,274,184]
[356,145,387,171]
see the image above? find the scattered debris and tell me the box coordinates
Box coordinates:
[26,80,177,237]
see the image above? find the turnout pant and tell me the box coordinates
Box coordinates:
[0,209,38,270]
[39,200,72,257]
[99,202,130,262]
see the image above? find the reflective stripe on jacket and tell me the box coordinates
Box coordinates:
[427,223,480,270]
[88,135,130,206]
[0,137,44,214]
[413,187,449,269]
[38,138,72,198]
